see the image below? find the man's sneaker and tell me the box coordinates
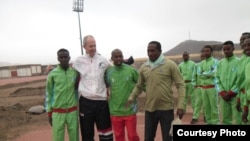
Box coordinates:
[190,119,198,124]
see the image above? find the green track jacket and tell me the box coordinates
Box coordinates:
[199,56,218,86]
[45,65,78,115]
[105,64,139,116]
[179,60,196,82]
[215,55,239,94]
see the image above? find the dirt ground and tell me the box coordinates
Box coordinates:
[0,78,152,141]
[0,79,48,141]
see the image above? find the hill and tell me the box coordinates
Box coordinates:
[163,40,241,56]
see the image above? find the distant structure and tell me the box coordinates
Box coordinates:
[0,64,43,78]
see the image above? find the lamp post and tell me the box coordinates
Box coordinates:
[73,0,84,55]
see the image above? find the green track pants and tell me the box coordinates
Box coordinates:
[52,110,79,141]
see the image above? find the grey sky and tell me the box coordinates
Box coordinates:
[0,0,250,65]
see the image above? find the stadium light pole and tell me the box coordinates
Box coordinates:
[73,0,84,55]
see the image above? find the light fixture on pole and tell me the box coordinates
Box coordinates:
[73,0,84,55]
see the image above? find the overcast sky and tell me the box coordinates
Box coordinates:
[1,0,250,65]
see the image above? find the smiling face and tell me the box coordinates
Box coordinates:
[243,38,250,56]
[240,34,250,49]
[84,36,96,57]
[111,49,123,67]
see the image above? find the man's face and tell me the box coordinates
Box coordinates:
[84,37,96,57]
[243,39,250,56]
[147,43,161,62]
[200,52,206,61]
[240,34,249,49]
[182,53,189,61]
[222,44,234,58]
[58,51,70,69]
[203,47,212,58]
[111,51,123,67]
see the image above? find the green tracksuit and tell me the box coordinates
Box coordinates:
[105,64,139,116]
[244,63,250,110]
[46,65,79,141]
[179,60,196,112]
[191,62,204,120]
[241,56,250,124]
[215,55,241,124]
[237,54,250,116]
[199,56,219,124]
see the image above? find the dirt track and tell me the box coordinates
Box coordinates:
[0,76,48,141]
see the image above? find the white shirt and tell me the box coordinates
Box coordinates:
[72,52,112,100]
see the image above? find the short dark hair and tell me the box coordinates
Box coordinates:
[57,48,69,56]
[242,32,250,38]
[203,45,213,52]
[222,40,234,48]
[148,41,162,51]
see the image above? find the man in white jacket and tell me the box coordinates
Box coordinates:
[73,35,113,141]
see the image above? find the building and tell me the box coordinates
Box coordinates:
[0,64,43,78]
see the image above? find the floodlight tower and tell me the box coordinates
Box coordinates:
[73,0,84,55]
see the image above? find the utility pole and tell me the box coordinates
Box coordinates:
[73,0,84,55]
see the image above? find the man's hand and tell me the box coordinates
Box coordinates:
[242,106,249,123]
[220,91,230,102]
[236,100,242,112]
[177,109,184,119]
[48,117,52,126]
[222,93,231,102]
[125,97,133,108]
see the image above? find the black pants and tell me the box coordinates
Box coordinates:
[79,96,113,141]
[144,110,174,141]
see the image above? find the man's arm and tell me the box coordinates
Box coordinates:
[171,62,185,119]
[201,59,218,78]
[45,73,53,126]
[126,67,145,107]
[191,64,197,87]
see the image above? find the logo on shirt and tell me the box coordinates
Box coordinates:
[232,67,237,72]
[98,62,106,70]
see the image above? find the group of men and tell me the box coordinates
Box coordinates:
[44,32,250,141]
[179,32,250,125]
[45,35,185,141]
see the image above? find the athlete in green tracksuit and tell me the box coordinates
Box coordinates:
[46,48,79,141]
[241,38,250,123]
[215,41,241,125]
[190,52,206,124]
[105,49,140,141]
[236,35,250,124]
[242,63,250,123]
[178,51,196,112]
[199,45,219,125]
